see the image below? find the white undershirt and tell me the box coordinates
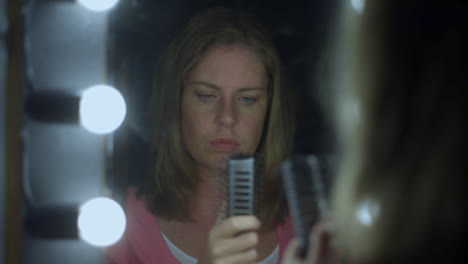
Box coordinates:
[162,232,279,264]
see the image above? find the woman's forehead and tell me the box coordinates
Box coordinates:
[186,43,268,90]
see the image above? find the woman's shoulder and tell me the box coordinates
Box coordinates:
[105,187,178,263]
[276,215,294,241]
[276,215,294,262]
[122,187,161,239]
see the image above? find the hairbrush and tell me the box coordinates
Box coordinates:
[226,154,255,217]
[281,155,331,258]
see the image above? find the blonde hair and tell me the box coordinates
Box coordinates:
[143,7,295,226]
[329,0,467,263]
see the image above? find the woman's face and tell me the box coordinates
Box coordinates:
[181,43,269,172]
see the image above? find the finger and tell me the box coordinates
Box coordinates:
[308,220,334,264]
[211,231,259,258]
[283,238,305,264]
[210,215,260,239]
[213,248,257,264]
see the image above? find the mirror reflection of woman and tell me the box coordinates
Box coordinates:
[107,7,296,264]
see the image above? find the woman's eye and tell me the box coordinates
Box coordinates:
[196,93,216,101]
[239,96,257,104]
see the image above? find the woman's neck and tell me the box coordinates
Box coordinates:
[192,166,226,221]
[157,166,226,258]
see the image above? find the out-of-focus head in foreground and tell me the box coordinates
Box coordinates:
[328,0,467,263]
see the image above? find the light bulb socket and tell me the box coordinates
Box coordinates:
[25,91,80,123]
[25,204,79,239]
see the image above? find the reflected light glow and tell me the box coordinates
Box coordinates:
[79,84,126,134]
[78,197,126,247]
[78,0,119,12]
[351,0,365,14]
[356,199,380,226]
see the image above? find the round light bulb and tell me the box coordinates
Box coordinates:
[78,197,126,247]
[77,0,119,12]
[79,84,126,134]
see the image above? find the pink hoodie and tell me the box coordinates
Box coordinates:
[106,189,294,264]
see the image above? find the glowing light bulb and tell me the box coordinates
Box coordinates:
[78,197,126,247]
[77,0,119,12]
[79,84,126,134]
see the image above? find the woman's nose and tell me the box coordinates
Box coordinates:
[216,98,236,128]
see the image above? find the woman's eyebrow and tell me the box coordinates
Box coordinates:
[189,81,221,90]
[189,81,266,92]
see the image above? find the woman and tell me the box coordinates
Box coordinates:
[284,0,467,263]
[107,7,296,264]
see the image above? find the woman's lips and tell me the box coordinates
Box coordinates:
[209,138,240,152]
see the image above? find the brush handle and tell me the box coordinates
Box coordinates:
[281,155,330,258]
